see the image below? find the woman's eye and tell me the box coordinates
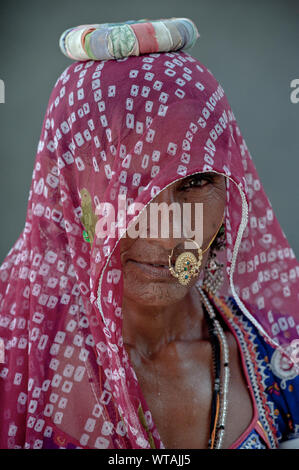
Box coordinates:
[179,174,213,191]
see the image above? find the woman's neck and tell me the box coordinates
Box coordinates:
[122,285,208,359]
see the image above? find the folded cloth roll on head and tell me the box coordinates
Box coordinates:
[59,18,200,61]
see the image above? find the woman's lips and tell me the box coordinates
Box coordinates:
[126,259,173,280]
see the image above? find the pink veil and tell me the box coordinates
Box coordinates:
[0,51,298,449]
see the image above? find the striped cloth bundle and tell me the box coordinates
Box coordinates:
[59,18,200,61]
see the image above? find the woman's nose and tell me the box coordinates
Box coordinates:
[141,186,184,247]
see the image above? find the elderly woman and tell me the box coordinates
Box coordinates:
[0,18,298,450]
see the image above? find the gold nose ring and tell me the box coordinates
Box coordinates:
[168,239,203,286]
[168,214,225,286]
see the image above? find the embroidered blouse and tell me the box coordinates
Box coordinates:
[212,295,299,449]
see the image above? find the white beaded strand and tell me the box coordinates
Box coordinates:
[198,286,230,449]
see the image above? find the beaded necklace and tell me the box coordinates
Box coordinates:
[198,286,230,449]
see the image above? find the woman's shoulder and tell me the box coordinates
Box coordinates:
[221,294,299,445]
[221,294,298,385]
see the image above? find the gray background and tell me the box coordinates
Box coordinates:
[0,0,298,263]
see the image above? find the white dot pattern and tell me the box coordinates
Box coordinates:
[0,51,298,449]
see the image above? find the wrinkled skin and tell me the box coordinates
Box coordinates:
[121,172,226,312]
[120,173,253,449]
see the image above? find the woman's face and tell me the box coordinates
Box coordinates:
[120,172,226,306]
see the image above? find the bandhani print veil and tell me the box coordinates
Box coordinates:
[0,20,298,449]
